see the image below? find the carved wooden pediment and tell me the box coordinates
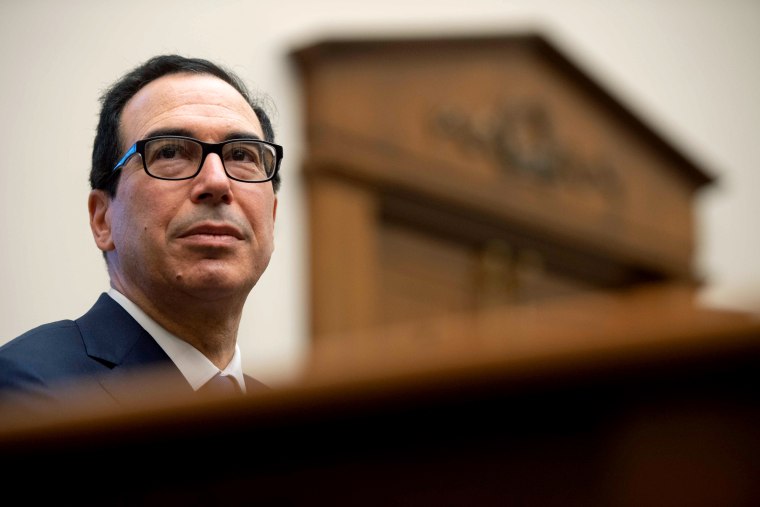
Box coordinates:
[294,34,711,274]
[291,34,714,338]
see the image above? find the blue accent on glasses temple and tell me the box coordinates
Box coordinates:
[113,143,137,172]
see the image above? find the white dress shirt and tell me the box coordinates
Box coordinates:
[107,288,246,393]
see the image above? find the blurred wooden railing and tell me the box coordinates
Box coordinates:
[1,282,758,506]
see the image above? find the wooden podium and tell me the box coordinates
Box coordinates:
[0,283,758,506]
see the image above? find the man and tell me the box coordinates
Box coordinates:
[0,55,281,411]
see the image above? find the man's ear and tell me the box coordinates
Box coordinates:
[272,196,278,223]
[88,189,115,252]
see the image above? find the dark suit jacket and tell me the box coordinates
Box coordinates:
[0,293,266,412]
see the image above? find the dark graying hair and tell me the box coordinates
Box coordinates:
[90,54,280,195]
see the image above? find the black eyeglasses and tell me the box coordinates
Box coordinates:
[112,135,283,183]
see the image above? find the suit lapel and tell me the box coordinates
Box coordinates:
[75,293,192,403]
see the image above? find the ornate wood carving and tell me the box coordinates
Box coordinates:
[292,34,714,340]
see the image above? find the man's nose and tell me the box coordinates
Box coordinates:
[190,153,232,204]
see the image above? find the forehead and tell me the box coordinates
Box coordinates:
[120,72,264,143]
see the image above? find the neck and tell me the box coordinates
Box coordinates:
[114,283,245,370]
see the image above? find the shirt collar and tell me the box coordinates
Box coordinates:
[107,288,246,393]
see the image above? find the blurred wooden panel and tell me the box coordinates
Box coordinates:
[380,222,476,322]
[306,282,760,381]
[292,33,714,343]
[379,221,594,326]
[308,177,379,337]
[1,283,758,506]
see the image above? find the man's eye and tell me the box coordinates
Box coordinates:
[230,148,258,162]
[157,146,180,159]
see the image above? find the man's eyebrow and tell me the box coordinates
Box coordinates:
[143,128,263,141]
[224,131,263,141]
[144,127,195,139]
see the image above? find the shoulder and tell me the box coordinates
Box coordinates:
[0,292,123,361]
[0,319,84,367]
[0,319,84,395]
[0,294,123,392]
[0,319,81,358]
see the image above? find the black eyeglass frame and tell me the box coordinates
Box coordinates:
[111,135,284,183]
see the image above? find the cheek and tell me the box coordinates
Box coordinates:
[252,203,277,242]
[242,191,276,228]
[112,197,175,251]
[108,200,132,248]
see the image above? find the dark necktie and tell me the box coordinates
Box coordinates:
[199,373,242,397]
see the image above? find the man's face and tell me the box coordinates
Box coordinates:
[90,73,277,305]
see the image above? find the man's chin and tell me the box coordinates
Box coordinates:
[180,282,251,303]
[174,269,254,301]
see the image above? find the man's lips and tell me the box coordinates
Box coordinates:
[177,223,245,242]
